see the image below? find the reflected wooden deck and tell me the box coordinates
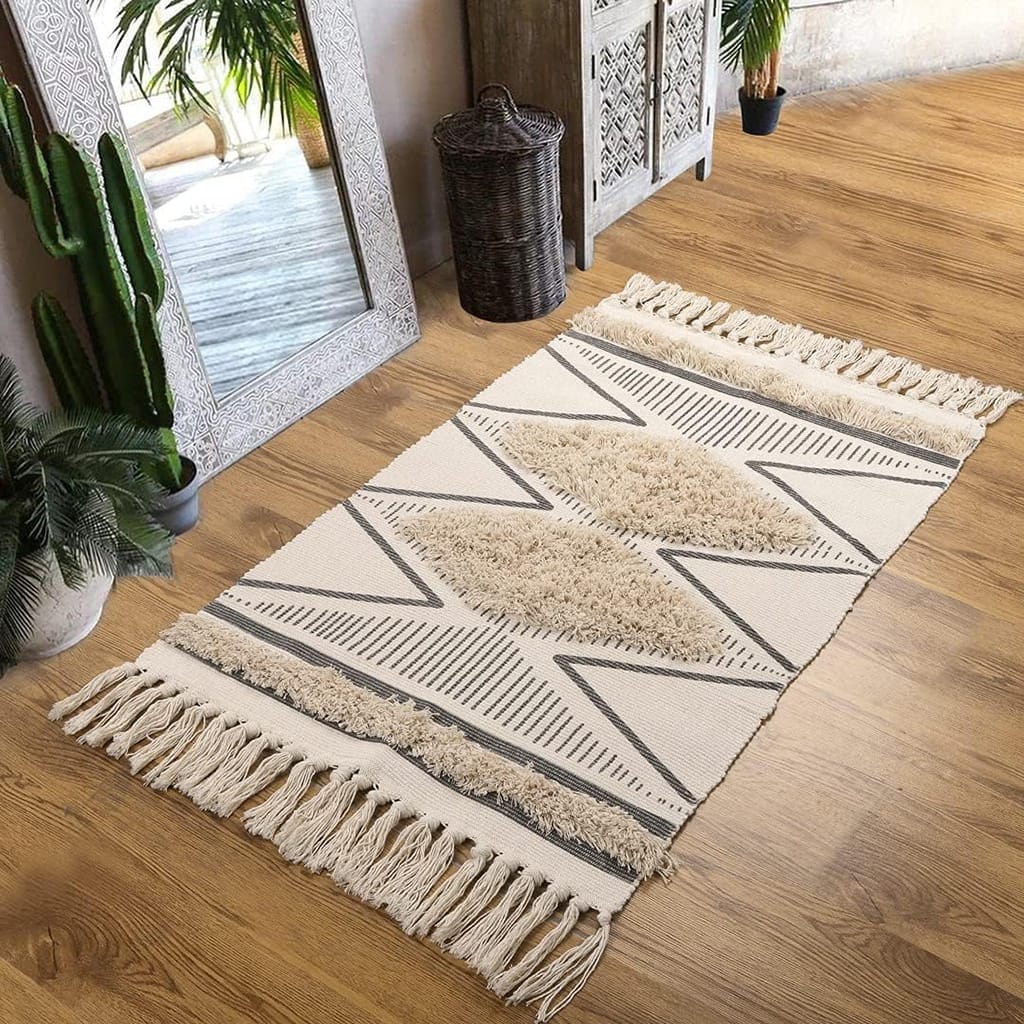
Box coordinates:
[2,63,1023,1024]
[146,138,366,399]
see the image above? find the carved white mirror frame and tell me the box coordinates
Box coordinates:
[3,0,419,478]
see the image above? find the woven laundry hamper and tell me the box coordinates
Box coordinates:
[433,84,565,323]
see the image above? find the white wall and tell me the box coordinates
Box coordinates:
[353,0,469,277]
[717,0,1024,109]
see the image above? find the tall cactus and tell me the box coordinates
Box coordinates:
[0,69,181,489]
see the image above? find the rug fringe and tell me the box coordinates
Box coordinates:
[50,664,620,1021]
[589,273,1021,434]
[162,612,665,878]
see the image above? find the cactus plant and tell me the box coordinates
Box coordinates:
[0,69,181,490]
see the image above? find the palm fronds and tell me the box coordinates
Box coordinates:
[0,353,173,669]
[102,0,319,133]
[721,0,790,99]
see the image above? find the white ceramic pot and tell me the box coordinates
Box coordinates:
[21,557,114,660]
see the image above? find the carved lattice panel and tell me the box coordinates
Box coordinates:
[598,24,651,190]
[662,0,706,151]
[593,0,628,12]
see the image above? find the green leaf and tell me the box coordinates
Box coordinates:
[114,508,173,577]
[721,0,790,74]
[0,545,49,671]
[0,354,176,649]
[31,293,105,409]
[107,0,317,134]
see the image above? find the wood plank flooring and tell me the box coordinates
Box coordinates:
[2,62,1023,1024]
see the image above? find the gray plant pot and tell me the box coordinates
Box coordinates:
[153,457,201,535]
[22,556,113,660]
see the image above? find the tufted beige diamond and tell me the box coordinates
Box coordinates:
[401,508,722,661]
[502,421,815,551]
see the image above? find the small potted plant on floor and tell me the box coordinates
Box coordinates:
[0,70,201,533]
[722,0,792,136]
[0,355,173,668]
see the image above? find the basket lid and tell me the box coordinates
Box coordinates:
[432,84,564,156]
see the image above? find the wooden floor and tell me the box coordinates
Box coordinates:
[3,63,1023,1024]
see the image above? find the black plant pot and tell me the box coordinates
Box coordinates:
[738,86,787,136]
[153,457,201,535]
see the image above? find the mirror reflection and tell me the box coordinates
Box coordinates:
[89,0,369,399]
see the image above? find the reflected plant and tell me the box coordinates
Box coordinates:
[101,0,320,133]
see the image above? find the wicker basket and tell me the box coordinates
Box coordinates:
[433,84,565,323]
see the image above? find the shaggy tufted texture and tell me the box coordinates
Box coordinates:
[49,275,1018,1021]
[501,421,815,551]
[401,508,724,660]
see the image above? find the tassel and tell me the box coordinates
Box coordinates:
[61,672,150,735]
[216,747,296,817]
[311,778,380,868]
[131,704,207,776]
[885,360,926,393]
[275,769,358,863]
[690,300,731,329]
[983,388,1022,423]
[80,682,171,748]
[863,354,906,386]
[190,731,269,812]
[333,799,406,887]
[175,721,249,795]
[242,759,324,839]
[351,815,435,906]
[404,846,492,937]
[49,662,140,721]
[431,855,515,945]
[905,367,945,400]
[961,384,1000,418]
[478,884,564,979]
[841,348,886,379]
[147,712,228,791]
[510,910,612,1020]
[106,692,186,758]
[449,869,540,964]
[490,898,582,998]
[388,827,460,923]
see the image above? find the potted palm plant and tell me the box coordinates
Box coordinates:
[722,0,792,136]
[0,355,173,668]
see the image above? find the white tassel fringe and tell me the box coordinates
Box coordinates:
[50,664,620,1021]
[593,273,1021,427]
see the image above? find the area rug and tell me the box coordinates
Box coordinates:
[51,274,1019,1019]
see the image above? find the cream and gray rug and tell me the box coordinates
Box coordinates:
[51,275,1019,1019]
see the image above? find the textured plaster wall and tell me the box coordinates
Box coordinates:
[717,0,1024,109]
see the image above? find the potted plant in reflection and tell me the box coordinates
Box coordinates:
[0,70,200,533]
[722,0,792,136]
[0,355,173,669]
[99,0,327,167]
